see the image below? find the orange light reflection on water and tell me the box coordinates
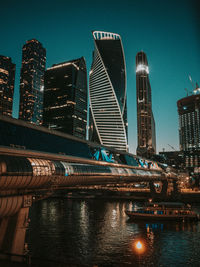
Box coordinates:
[133,239,146,254]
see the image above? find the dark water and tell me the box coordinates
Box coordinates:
[27,198,200,266]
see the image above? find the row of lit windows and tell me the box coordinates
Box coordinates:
[0,68,9,75]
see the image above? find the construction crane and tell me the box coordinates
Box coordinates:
[167,144,176,151]
[189,75,195,90]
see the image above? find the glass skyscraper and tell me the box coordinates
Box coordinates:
[0,55,15,117]
[89,31,128,152]
[136,51,156,158]
[178,92,200,151]
[19,39,46,124]
[177,87,200,171]
[43,57,87,140]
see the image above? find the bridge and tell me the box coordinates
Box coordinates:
[0,145,179,262]
[0,113,179,262]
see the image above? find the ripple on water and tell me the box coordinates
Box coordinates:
[27,199,200,266]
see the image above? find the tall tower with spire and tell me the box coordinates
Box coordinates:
[136,51,156,158]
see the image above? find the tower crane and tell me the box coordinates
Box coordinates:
[167,144,176,151]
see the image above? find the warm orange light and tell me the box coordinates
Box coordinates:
[133,240,146,254]
[136,241,142,249]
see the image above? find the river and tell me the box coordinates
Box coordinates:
[26,198,200,266]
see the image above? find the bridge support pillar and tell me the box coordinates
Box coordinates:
[149,179,180,200]
[0,195,32,262]
[0,217,9,249]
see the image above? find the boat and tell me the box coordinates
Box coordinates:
[125,202,200,222]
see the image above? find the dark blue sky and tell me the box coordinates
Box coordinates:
[1,0,200,154]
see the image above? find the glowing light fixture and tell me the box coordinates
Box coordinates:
[193,88,200,95]
[136,241,142,250]
[136,64,149,74]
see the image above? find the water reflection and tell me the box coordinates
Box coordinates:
[26,199,200,266]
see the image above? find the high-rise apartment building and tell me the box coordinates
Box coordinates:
[19,39,46,124]
[0,55,15,116]
[136,51,156,158]
[89,31,128,152]
[43,57,87,140]
[178,92,200,151]
[177,88,200,171]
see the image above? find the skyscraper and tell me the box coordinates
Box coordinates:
[0,55,15,117]
[19,39,46,124]
[89,31,128,152]
[43,57,87,140]
[177,90,200,151]
[136,51,156,158]
[177,87,200,171]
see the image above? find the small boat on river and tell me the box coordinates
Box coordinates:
[125,202,199,222]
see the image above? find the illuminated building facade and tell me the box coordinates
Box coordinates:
[19,39,46,124]
[136,51,156,158]
[0,55,15,116]
[177,89,200,172]
[43,57,87,140]
[89,31,128,151]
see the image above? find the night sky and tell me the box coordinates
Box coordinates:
[1,0,200,154]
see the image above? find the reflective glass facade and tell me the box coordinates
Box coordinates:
[0,115,146,168]
[0,115,91,159]
[136,51,156,158]
[0,55,15,116]
[19,39,46,125]
[89,31,128,152]
[43,57,87,140]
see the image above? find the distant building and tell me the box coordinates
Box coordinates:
[158,151,184,170]
[136,51,156,158]
[177,87,200,173]
[0,55,15,116]
[43,57,87,140]
[19,39,46,124]
[89,31,128,151]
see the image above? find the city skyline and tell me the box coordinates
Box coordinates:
[1,0,200,154]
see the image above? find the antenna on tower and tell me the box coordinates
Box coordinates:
[189,75,195,89]
[185,88,188,97]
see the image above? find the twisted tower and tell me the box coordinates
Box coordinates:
[89,31,128,151]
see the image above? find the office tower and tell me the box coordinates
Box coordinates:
[43,57,87,140]
[19,39,46,124]
[177,87,200,170]
[136,51,156,158]
[89,31,128,152]
[0,55,15,116]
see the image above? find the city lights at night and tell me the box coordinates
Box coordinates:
[1,0,200,266]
